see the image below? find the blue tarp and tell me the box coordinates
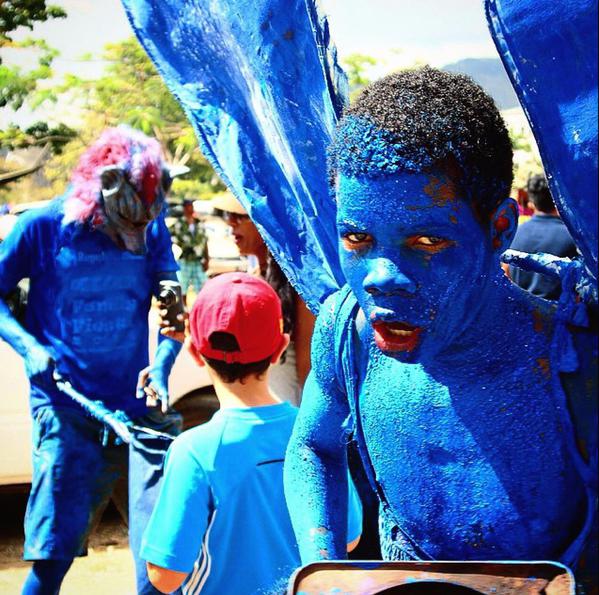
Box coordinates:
[121,0,349,313]
[487,0,598,286]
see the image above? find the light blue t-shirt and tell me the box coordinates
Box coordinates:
[0,196,177,417]
[141,402,362,595]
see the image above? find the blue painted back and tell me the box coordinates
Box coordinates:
[486,0,598,285]
[120,0,348,312]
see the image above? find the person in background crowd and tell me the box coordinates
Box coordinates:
[141,272,362,595]
[507,174,578,300]
[515,187,534,224]
[0,127,183,595]
[212,192,315,405]
[169,198,209,304]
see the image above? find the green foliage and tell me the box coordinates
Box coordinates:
[343,53,377,89]
[0,1,65,108]
[342,53,378,100]
[0,1,65,109]
[0,0,66,46]
[0,3,70,197]
[0,37,58,108]
[0,121,77,153]
[1,36,223,204]
[508,127,542,189]
[47,37,221,191]
[170,177,226,201]
[510,129,533,153]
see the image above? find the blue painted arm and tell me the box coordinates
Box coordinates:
[155,334,181,382]
[502,250,598,305]
[0,297,55,390]
[284,306,351,563]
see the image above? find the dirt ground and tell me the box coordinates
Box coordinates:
[0,493,136,594]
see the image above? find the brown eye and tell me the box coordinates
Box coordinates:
[407,235,454,253]
[342,232,372,250]
[418,236,444,246]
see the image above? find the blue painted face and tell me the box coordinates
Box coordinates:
[337,171,499,363]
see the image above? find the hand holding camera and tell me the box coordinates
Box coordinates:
[157,280,187,343]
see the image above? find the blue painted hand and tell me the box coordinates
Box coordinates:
[136,365,170,413]
[24,344,55,391]
[137,337,180,413]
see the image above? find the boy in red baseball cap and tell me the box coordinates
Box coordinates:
[140,272,362,595]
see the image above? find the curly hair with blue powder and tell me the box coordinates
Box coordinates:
[329,67,514,221]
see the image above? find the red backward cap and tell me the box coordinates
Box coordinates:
[189,272,285,364]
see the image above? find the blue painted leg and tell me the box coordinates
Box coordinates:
[22,560,73,595]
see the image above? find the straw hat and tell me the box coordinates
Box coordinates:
[211,192,247,215]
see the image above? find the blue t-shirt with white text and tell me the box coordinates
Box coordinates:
[0,196,177,417]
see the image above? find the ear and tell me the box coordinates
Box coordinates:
[270,334,291,365]
[185,337,205,368]
[490,198,519,253]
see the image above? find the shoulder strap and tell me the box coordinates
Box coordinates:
[333,286,432,561]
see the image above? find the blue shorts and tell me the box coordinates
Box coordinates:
[24,406,180,585]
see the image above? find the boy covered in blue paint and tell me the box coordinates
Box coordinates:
[142,272,362,594]
[284,68,597,590]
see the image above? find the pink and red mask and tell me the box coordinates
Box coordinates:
[63,127,172,254]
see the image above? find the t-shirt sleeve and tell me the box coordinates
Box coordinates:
[141,435,211,573]
[0,214,35,297]
[147,211,179,273]
[347,475,363,543]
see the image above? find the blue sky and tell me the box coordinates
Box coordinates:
[1,0,499,126]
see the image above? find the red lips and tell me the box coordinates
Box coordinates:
[372,321,422,352]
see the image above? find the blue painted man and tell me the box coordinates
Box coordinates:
[0,127,183,594]
[284,68,597,591]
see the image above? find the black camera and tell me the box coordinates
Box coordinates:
[158,280,185,333]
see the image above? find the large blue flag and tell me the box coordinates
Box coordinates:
[487,0,598,286]
[121,0,349,312]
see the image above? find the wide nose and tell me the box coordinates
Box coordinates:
[363,257,416,296]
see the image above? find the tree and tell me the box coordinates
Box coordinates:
[0,0,66,45]
[2,37,224,204]
[0,1,66,107]
[53,38,223,198]
[0,0,74,198]
[0,121,76,153]
[1,38,60,109]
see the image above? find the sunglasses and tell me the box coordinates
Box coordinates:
[220,210,250,224]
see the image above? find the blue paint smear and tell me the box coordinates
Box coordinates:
[486,0,598,287]
[120,0,349,312]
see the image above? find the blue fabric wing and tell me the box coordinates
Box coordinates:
[486,0,598,287]
[121,0,348,312]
